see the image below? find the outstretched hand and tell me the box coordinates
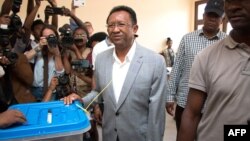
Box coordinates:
[63,93,82,105]
[0,110,26,129]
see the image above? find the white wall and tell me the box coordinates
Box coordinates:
[1,0,196,53]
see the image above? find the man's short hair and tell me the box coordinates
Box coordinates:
[106,5,137,25]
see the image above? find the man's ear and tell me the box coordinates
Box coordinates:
[133,24,138,36]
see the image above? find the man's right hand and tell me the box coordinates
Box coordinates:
[166,102,175,116]
[63,93,82,105]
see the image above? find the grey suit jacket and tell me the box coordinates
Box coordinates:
[83,43,167,141]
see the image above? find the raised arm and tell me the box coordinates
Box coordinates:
[23,0,41,35]
[64,6,85,28]
[27,0,34,16]
[0,0,13,15]
[48,0,58,29]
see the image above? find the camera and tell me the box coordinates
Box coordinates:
[0,28,10,47]
[45,6,65,15]
[47,34,58,47]
[9,0,23,33]
[55,74,71,99]
[71,59,92,72]
[0,29,18,65]
[9,14,22,33]
[74,37,84,45]
[58,73,70,85]
[12,0,22,14]
[59,27,74,48]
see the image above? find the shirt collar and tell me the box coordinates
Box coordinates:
[105,37,114,47]
[113,41,136,64]
[198,29,221,40]
[225,33,249,50]
[225,34,239,49]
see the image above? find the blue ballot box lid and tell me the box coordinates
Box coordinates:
[0,101,91,141]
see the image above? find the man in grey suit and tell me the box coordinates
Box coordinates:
[64,5,167,141]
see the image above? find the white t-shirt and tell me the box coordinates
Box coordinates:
[92,38,114,69]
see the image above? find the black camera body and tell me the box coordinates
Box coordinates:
[57,73,70,86]
[0,28,10,47]
[9,0,23,33]
[9,14,22,33]
[71,59,92,72]
[47,34,58,47]
[45,6,64,15]
[12,0,22,14]
[2,48,18,64]
[0,29,18,65]
[59,27,74,48]
[55,74,71,99]
[74,38,84,45]
[0,0,21,65]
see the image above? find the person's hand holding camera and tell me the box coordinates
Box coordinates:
[39,36,47,46]
[49,45,61,57]
[44,6,54,16]
[63,8,72,17]
[68,43,78,52]
[0,14,10,25]
[36,36,46,53]
[0,56,11,66]
[48,77,58,91]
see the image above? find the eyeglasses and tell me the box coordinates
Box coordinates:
[106,22,131,29]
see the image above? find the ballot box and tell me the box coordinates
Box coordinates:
[0,101,91,141]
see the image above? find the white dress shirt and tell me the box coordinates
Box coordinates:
[112,42,136,103]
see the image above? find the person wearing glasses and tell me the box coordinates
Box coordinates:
[64,5,167,141]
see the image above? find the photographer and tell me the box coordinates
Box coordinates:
[42,73,72,102]
[0,13,35,104]
[25,25,64,101]
[63,26,92,97]
[23,0,58,55]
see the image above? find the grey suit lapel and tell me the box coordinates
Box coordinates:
[116,46,143,111]
[104,50,116,107]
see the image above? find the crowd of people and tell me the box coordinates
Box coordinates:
[1,0,250,141]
